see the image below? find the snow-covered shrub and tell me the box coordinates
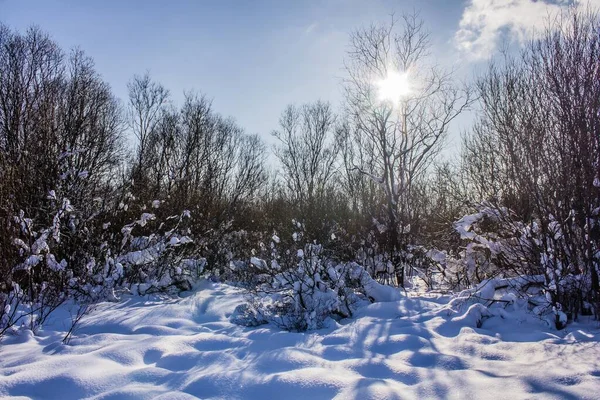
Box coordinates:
[401,245,447,291]
[1,199,78,335]
[352,242,450,293]
[201,228,266,281]
[343,261,403,303]
[335,227,412,289]
[451,204,527,285]
[440,275,574,329]
[354,243,395,286]
[448,202,600,327]
[456,14,600,325]
[248,242,344,331]
[230,303,268,327]
[232,228,401,331]
[0,191,208,340]
[78,199,205,298]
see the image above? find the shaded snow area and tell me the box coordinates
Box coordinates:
[1,282,600,400]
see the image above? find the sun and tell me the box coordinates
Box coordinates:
[376,70,412,104]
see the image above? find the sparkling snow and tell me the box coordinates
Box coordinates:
[1,282,599,399]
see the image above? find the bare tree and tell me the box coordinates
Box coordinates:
[145,106,180,198]
[343,12,473,286]
[127,72,169,187]
[56,49,125,210]
[272,101,340,238]
[229,133,267,209]
[273,101,339,204]
[0,25,64,218]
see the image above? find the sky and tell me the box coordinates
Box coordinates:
[1,0,596,152]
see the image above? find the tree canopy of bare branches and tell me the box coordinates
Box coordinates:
[343,12,473,285]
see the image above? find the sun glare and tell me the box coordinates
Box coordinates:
[376,70,411,104]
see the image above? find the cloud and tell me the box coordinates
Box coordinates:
[455,0,600,60]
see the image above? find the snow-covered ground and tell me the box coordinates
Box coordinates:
[1,282,599,400]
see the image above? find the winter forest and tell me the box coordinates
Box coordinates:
[1,2,600,399]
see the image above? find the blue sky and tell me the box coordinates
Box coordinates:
[1,0,591,149]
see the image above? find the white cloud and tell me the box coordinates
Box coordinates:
[455,0,600,60]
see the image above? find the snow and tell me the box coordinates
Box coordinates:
[454,212,480,239]
[250,257,267,270]
[137,213,156,227]
[426,249,446,264]
[1,282,600,399]
[168,236,192,247]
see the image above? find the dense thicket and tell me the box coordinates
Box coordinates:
[1,9,599,334]
[460,11,600,323]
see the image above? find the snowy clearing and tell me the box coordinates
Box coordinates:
[1,282,600,400]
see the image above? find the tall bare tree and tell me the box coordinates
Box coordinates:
[343,12,473,286]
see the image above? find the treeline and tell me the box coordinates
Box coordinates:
[0,10,598,333]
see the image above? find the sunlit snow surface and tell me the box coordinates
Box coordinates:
[1,281,599,399]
